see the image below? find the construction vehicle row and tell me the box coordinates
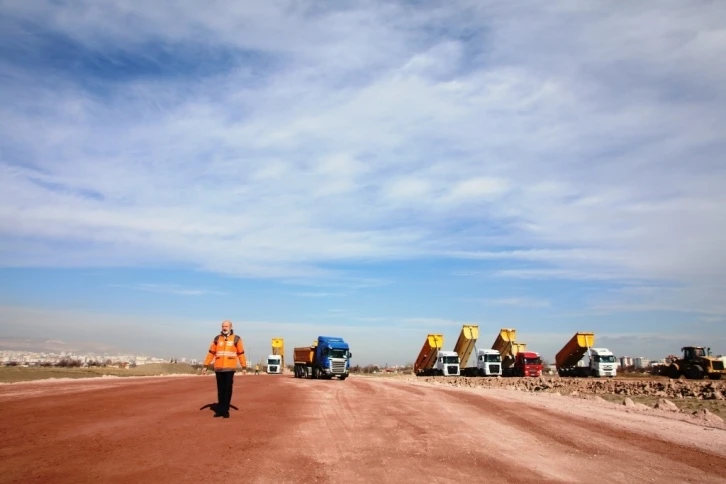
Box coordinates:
[238,332,723,383]
[415,326,544,377]
[293,336,352,380]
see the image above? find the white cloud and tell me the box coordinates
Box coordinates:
[446,177,511,201]
[0,1,725,316]
[113,284,227,297]
[293,292,344,298]
[476,298,551,308]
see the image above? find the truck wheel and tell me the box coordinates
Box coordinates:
[686,365,704,380]
[339,375,347,380]
[668,365,680,379]
[707,374,722,380]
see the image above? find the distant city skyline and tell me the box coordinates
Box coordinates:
[1,2,725,365]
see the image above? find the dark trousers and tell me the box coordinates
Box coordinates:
[215,371,235,415]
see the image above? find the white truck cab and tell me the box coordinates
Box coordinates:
[589,348,617,377]
[475,349,502,376]
[266,355,282,374]
[434,350,460,376]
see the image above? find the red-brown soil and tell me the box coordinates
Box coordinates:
[1,374,725,483]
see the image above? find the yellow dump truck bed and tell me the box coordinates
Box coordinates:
[272,337,285,366]
[491,329,527,368]
[556,332,595,368]
[414,334,443,373]
[492,328,517,357]
[453,325,479,368]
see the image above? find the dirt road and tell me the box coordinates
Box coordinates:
[1,375,725,484]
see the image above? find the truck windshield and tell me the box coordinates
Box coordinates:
[594,355,616,363]
[329,348,348,359]
[267,359,278,365]
[443,356,459,364]
[525,358,541,365]
[485,355,501,362]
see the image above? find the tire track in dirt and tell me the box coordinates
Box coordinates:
[310,377,570,483]
[426,382,726,483]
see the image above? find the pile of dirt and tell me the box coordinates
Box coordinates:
[407,375,726,400]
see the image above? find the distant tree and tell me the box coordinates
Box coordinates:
[55,358,82,368]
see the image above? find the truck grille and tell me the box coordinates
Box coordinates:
[447,365,458,375]
[714,361,725,371]
[490,364,500,373]
[269,366,278,372]
[331,359,346,374]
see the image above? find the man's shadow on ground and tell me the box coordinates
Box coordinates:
[199,403,239,415]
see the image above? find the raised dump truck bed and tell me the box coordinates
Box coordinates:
[414,334,444,375]
[491,328,517,360]
[555,332,606,377]
[272,338,285,366]
[492,329,526,375]
[556,332,594,369]
[453,325,478,370]
[267,337,285,374]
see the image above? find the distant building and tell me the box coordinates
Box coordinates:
[620,356,634,368]
[634,357,650,369]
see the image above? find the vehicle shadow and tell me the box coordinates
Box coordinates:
[199,403,239,415]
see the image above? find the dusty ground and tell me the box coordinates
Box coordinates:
[1,374,725,484]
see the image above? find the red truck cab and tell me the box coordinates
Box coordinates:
[514,351,543,377]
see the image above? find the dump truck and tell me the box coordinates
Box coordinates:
[555,332,617,377]
[491,329,527,376]
[455,325,502,376]
[660,346,725,380]
[293,336,351,380]
[511,351,543,377]
[266,337,284,374]
[414,334,460,376]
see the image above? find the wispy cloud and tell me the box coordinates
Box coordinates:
[113,284,226,297]
[293,292,344,298]
[0,1,724,319]
[474,298,551,308]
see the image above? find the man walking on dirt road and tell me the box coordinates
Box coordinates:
[202,320,247,418]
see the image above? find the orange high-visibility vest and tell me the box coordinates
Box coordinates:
[204,332,247,371]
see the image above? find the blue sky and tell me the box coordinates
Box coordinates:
[1,1,725,365]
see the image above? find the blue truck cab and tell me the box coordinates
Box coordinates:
[293,335,352,380]
[316,336,352,380]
